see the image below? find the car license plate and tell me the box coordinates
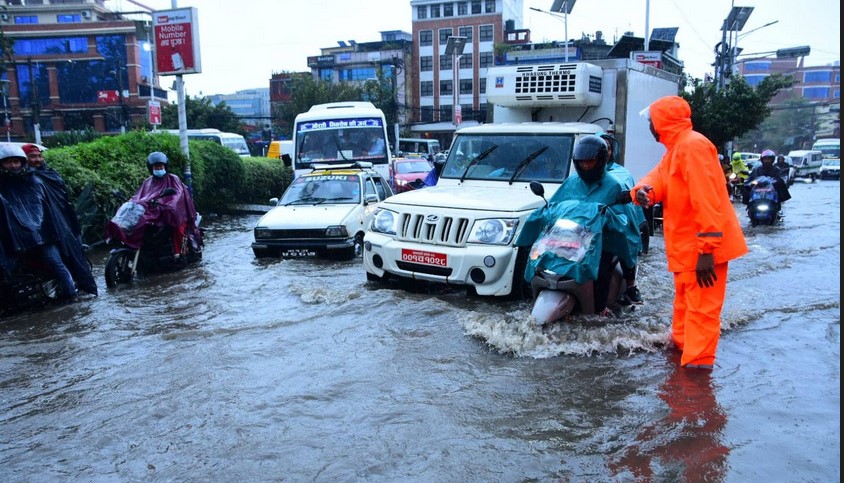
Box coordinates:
[401,248,447,267]
[282,249,316,257]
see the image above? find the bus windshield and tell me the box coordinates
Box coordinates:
[295,119,387,171]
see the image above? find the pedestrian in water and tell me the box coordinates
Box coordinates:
[631,96,748,370]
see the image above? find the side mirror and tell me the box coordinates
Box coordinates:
[364,194,379,205]
[281,153,292,168]
[529,180,545,197]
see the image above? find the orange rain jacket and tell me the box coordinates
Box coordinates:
[632,96,748,272]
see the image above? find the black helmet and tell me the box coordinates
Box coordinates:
[146,151,168,174]
[572,135,609,184]
[0,144,30,178]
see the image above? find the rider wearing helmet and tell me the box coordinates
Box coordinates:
[730,152,750,181]
[0,144,97,301]
[128,151,199,261]
[546,134,638,315]
[744,148,792,206]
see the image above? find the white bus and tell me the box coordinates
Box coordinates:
[292,101,391,182]
[164,128,251,157]
[812,138,840,159]
[398,138,441,159]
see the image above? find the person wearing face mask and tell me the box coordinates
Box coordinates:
[127,151,199,260]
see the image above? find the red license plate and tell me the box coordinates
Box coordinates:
[400,249,447,267]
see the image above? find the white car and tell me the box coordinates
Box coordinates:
[251,162,393,259]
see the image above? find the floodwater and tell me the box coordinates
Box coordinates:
[1,180,839,482]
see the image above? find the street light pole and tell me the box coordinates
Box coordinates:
[530,1,577,62]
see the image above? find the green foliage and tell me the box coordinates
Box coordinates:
[186,140,244,212]
[239,157,292,204]
[43,127,102,148]
[737,97,819,153]
[160,95,245,134]
[274,74,363,138]
[681,73,793,153]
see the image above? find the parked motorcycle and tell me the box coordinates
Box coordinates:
[746,175,782,227]
[103,187,203,288]
[0,246,93,316]
[515,181,630,325]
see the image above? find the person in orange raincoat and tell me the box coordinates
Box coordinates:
[631,95,748,370]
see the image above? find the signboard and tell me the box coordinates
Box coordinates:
[454,104,462,125]
[631,51,662,69]
[153,8,202,75]
[148,100,162,125]
[97,90,120,103]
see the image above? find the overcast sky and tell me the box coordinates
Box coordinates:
[122,0,841,97]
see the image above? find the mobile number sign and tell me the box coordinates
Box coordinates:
[153,8,202,76]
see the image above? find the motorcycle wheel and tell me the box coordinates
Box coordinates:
[104,252,135,288]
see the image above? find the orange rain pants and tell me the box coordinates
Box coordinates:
[672,263,729,366]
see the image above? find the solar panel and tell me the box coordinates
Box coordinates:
[650,27,678,42]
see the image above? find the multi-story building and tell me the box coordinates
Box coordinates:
[1,0,166,140]
[208,88,271,127]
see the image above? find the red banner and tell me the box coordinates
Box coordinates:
[153,8,201,75]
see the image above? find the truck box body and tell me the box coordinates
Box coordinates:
[363,59,679,297]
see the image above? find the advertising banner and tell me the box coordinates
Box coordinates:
[153,8,202,75]
[148,100,162,125]
[631,51,662,69]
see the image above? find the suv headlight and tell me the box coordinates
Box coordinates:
[371,208,398,235]
[467,218,519,245]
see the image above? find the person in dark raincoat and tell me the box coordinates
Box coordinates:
[0,144,97,301]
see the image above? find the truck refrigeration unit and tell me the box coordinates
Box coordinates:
[363,59,680,298]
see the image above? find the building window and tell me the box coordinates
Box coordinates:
[440,55,452,71]
[14,15,38,24]
[744,75,766,87]
[460,79,473,94]
[431,3,441,18]
[440,105,452,122]
[459,55,472,69]
[803,87,830,98]
[319,69,333,81]
[744,62,770,72]
[56,14,82,23]
[461,103,473,119]
[12,37,89,55]
[804,71,831,83]
[443,3,454,17]
[479,25,493,42]
[339,66,377,82]
[479,77,486,94]
[440,80,453,96]
[419,30,433,47]
[417,5,428,19]
[479,52,493,68]
[458,26,473,42]
[458,2,468,15]
[485,0,495,13]
[420,81,434,97]
[471,1,482,14]
[421,106,434,123]
[439,28,453,45]
[420,56,433,72]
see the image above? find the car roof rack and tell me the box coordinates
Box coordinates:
[311,161,373,171]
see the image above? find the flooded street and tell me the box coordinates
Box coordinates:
[1,180,839,482]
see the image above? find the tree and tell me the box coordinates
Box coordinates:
[273,74,363,138]
[161,95,245,134]
[361,62,401,132]
[681,73,792,153]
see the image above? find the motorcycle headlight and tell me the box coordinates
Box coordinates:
[254,227,271,239]
[467,218,519,245]
[371,208,398,235]
[396,179,408,186]
[530,218,593,262]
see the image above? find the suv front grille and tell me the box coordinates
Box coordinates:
[397,213,470,246]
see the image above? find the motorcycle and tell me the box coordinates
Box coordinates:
[746,175,782,227]
[103,187,203,288]
[727,172,746,202]
[0,246,94,316]
[515,181,630,325]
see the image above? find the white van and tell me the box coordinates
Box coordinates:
[164,128,251,157]
[787,149,823,180]
[811,138,840,160]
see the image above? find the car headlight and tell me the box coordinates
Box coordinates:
[254,227,271,239]
[467,218,519,245]
[371,208,397,235]
[325,225,348,237]
[396,179,408,186]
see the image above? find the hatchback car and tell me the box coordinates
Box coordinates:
[392,157,434,193]
[251,162,393,259]
[819,159,840,180]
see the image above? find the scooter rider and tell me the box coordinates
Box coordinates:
[729,152,750,181]
[743,149,791,207]
[545,134,638,316]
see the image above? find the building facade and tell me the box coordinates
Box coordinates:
[208,88,271,127]
[1,0,166,140]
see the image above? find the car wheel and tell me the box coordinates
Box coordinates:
[366,271,388,284]
[507,247,532,301]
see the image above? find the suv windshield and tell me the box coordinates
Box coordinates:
[441,133,573,183]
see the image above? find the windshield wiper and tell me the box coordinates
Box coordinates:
[459,144,499,182]
[286,196,326,205]
[508,146,549,184]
